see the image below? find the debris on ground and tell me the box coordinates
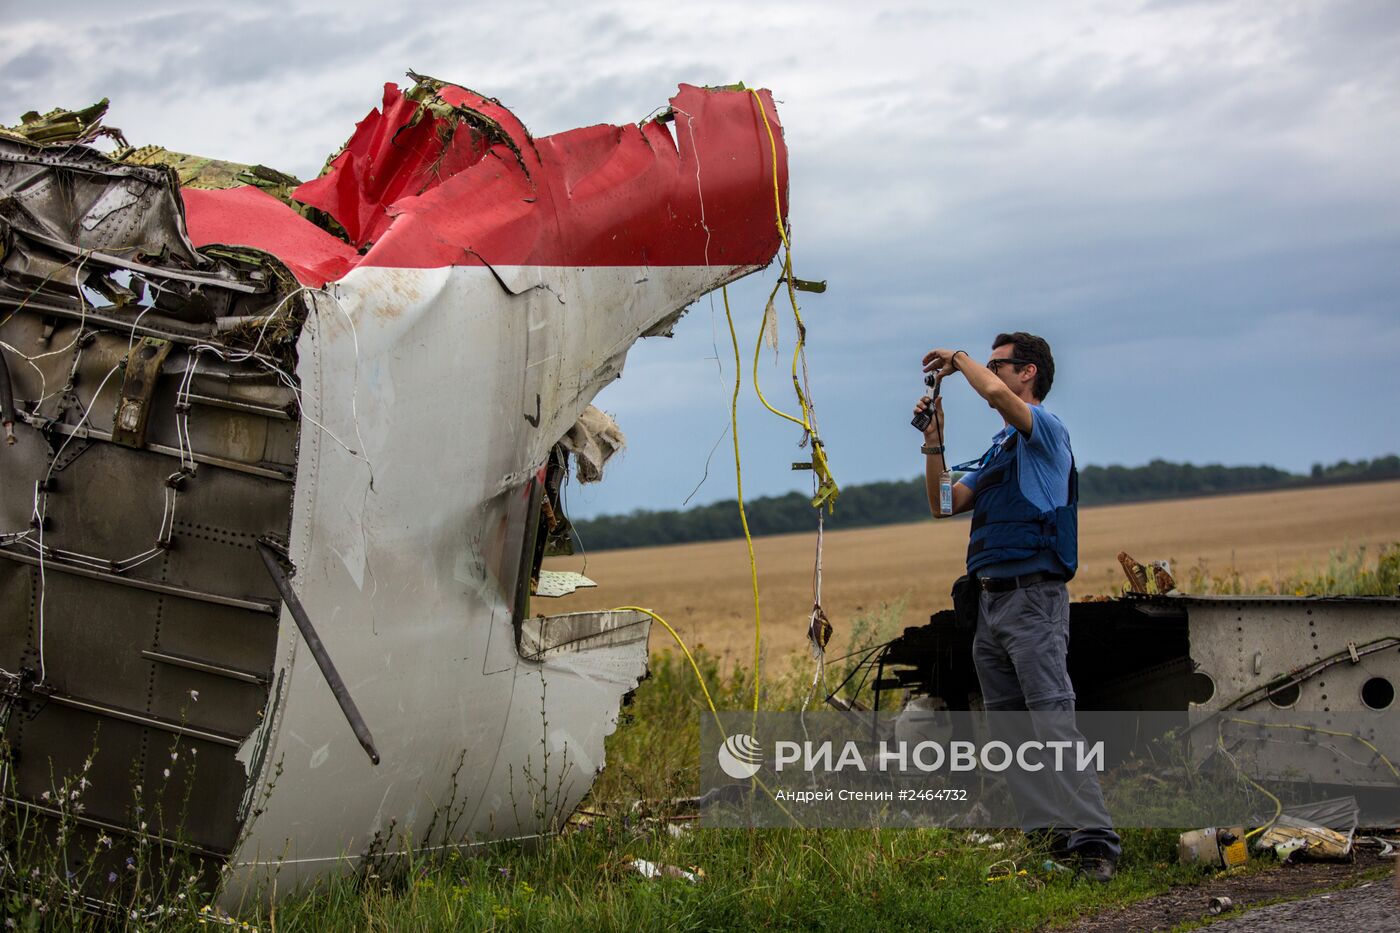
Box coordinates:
[1257,796,1360,861]
[1178,826,1248,868]
[1259,817,1354,861]
[1207,895,1234,914]
[622,856,704,883]
[1063,848,1394,932]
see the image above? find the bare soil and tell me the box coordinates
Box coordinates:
[543,479,1400,662]
[1057,850,1397,932]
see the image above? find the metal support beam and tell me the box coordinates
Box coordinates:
[141,650,270,685]
[257,541,381,766]
[35,418,294,482]
[46,692,244,748]
[183,393,293,421]
[1,794,230,857]
[0,546,278,614]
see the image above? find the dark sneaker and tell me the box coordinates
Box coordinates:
[1070,843,1118,883]
[1076,855,1116,883]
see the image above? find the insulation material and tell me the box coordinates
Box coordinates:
[560,405,626,483]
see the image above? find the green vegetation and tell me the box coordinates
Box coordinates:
[5,548,1396,930]
[574,455,1400,551]
[1186,541,1400,597]
[242,825,1200,933]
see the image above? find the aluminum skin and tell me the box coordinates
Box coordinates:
[0,76,789,907]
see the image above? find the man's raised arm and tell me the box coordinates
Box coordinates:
[923,348,1034,436]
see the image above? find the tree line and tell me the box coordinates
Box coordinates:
[572,455,1400,552]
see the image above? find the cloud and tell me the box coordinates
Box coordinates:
[1,0,1394,514]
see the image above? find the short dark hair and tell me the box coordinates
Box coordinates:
[993,331,1054,400]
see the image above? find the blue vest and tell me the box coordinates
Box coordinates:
[966,432,1079,580]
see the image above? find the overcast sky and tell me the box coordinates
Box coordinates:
[5,1,1398,518]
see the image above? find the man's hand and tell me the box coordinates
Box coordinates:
[913,394,945,443]
[922,348,965,380]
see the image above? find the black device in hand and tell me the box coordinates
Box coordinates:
[911,371,941,431]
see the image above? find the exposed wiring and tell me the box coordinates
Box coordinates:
[322,287,375,490]
[29,358,125,684]
[750,278,807,431]
[1224,716,1400,781]
[1213,715,1400,841]
[613,606,718,715]
[681,421,731,508]
[611,604,797,825]
[747,88,837,514]
[0,251,89,331]
[720,287,764,714]
[2,275,311,687]
[1215,719,1283,840]
[1219,635,1400,710]
[742,89,840,712]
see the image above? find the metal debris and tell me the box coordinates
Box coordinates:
[624,856,704,883]
[1258,816,1354,861]
[1178,827,1248,868]
[1,72,789,908]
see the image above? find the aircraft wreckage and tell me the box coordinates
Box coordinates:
[0,75,788,905]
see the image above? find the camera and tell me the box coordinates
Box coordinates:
[911,372,940,431]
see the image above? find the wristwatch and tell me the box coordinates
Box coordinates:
[921,444,945,455]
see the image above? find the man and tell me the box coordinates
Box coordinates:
[913,332,1122,881]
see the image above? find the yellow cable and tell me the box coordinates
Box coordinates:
[747,89,839,512]
[613,606,718,714]
[751,278,808,430]
[1224,717,1400,784]
[721,286,764,713]
[1215,720,1283,840]
[612,605,798,824]
[1205,639,1400,842]
[1214,716,1400,841]
[749,89,790,250]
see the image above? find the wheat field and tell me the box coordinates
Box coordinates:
[542,479,1400,661]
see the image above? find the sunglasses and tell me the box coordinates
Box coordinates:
[986,357,1033,373]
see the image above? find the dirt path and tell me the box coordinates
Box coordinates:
[544,480,1400,661]
[1059,851,1396,932]
[1207,879,1399,932]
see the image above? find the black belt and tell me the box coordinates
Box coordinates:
[978,571,1064,593]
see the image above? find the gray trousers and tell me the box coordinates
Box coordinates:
[972,581,1121,859]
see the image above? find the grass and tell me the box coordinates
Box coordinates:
[4,545,1397,930]
[248,825,1202,933]
[1184,542,1400,597]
